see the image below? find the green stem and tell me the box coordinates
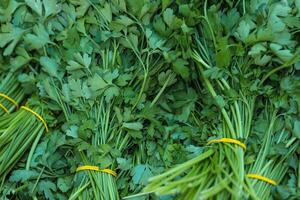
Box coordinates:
[150,73,173,107]
[26,129,44,170]
[259,64,290,86]
[69,182,91,200]
[31,166,45,194]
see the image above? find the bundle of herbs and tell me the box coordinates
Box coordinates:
[246,108,299,199]
[142,39,256,199]
[40,44,143,199]
[69,98,123,200]
[141,0,300,198]
[0,0,300,199]
[0,98,49,185]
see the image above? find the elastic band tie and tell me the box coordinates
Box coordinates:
[247,173,277,186]
[0,103,9,113]
[76,166,117,177]
[0,93,18,107]
[207,138,246,150]
[21,106,48,132]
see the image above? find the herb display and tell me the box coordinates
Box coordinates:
[0,0,300,199]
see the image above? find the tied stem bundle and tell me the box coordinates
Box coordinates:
[70,100,128,200]
[43,46,133,200]
[0,104,48,183]
[143,39,255,199]
[246,110,298,199]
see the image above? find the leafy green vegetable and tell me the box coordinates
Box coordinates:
[1,0,300,199]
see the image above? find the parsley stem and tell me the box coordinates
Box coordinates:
[150,73,173,107]
[31,166,45,194]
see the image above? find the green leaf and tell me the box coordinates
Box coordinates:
[248,43,267,56]
[131,165,146,185]
[100,2,112,22]
[43,0,59,18]
[66,125,78,138]
[116,74,132,86]
[172,58,189,79]
[25,0,43,16]
[37,180,57,199]
[40,56,59,78]
[69,79,84,98]
[163,8,174,27]
[126,0,144,16]
[115,15,134,27]
[123,122,143,131]
[0,0,21,22]
[296,0,300,11]
[153,17,172,36]
[66,53,91,71]
[75,53,91,67]
[181,22,193,34]
[221,8,240,33]
[283,17,300,29]
[293,120,300,139]
[76,18,86,35]
[24,24,53,49]
[88,74,108,91]
[11,55,30,69]
[103,70,119,84]
[295,62,300,70]
[216,49,231,68]
[131,165,152,185]
[57,177,72,193]
[163,7,182,29]
[104,86,119,102]
[9,169,39,182]
[70,0,90,17]
[162,0,172,11]
[270,43,294,62]
[10,47,31,69]
[235,20,251,42]
[117,158,132,170]
[128,130,143,139]
[127,33,138,50]
[66,60,84,71]
[0,25,24,56]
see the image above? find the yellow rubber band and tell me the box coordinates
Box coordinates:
[247,173,277,186]
[21,106,48,132]
[0,103,9,113]
[76,165,117,177]
[207,138,246,150]
[0,93,18,108]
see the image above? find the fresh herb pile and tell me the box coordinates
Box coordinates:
[0,0,300,199]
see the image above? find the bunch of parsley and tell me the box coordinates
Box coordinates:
[0,0,300,200]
